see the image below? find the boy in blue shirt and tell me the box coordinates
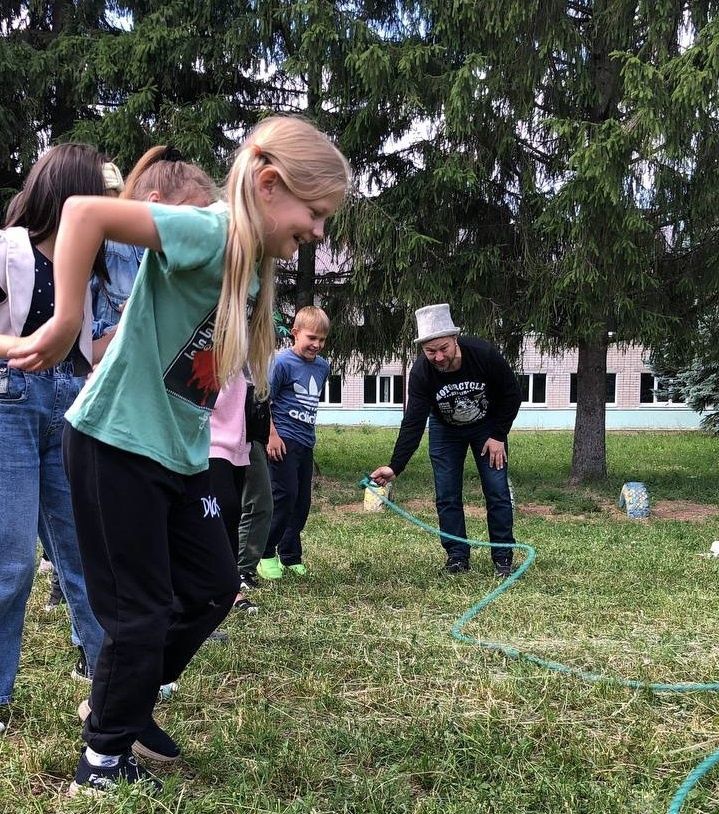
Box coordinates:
[257,306,330,579]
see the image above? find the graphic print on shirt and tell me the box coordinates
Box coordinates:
[290,376,321,424]
[436,380,489,425]
[163,307,220,409]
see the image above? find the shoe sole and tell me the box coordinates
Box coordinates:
[68,781,104,798]
[68,777,162,797]
[131,740,181,764]
[78,700,91,723]
[71,669,92,684]
[234,605,259,614]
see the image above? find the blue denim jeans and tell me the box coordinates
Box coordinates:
[0,361,104,704]
[428,416,514,565]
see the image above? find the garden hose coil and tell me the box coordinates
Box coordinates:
[359,476,719,814]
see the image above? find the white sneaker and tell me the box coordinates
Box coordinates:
[38,557,53,575]
[158,682,179,702]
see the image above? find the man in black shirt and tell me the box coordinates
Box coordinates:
[370,304,522,576]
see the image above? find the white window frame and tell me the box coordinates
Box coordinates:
[639,373,684,406]
[519,372,547,405]
[318,374,342,405]
[363,374,404,406]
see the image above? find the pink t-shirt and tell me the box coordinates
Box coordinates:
[209,374,251,466]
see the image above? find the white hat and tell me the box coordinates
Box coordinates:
[414,304,461,344]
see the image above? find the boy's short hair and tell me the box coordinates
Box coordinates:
[293,305,330,334]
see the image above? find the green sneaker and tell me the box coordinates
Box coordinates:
[287,563,307,576]
[257,556,284,580]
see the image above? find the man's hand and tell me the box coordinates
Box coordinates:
[7,316,81,372]
[266,432,286,461]
[481,438,507,469]
[369,466,396,486]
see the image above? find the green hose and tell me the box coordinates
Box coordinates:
[358,477,719,812]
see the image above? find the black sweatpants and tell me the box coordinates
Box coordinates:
[263,437,314,566]
[63,425,238,755]
[208,457,247,563]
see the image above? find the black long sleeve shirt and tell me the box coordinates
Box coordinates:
[388,337,522,476]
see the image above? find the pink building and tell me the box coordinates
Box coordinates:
[317,338,698,429]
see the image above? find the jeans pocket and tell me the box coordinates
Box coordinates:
[0,363,28,402]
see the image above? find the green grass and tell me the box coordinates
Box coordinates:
[315,427,719,509]
[2,429,719,813]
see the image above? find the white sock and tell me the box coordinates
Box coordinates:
[85,747,121,768]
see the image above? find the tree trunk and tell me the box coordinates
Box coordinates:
[293,65,322,313]
[295,241,316,310]
[570,335,609,484]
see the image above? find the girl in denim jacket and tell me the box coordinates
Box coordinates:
[91,147,218,363]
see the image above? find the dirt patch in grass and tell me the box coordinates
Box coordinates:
[647,500,719,521]
[327,497,558,520]
[518,502,557,517]
[325,496,719,523]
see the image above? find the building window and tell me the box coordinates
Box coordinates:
[640,373,683,404]
[318,374,342,404]
[363,374,405,405]
[518,373,546,404]
[569,373,616,405]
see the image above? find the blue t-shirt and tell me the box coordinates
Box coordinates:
[270,348,330,449]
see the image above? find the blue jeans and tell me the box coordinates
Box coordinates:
[0,361,104,704]
[428,417,514,564]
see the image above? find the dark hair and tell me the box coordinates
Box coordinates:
[4,192,24,224]
[121,145,217,204]
[5,143,108,280]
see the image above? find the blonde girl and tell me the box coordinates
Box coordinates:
[8,115,351,795]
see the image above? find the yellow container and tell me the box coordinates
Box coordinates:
[363,483,392,512]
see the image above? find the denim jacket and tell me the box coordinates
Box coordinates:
[91,240,144,339]
[0,227,93,367]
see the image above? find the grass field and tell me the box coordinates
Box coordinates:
[2,429,719,813]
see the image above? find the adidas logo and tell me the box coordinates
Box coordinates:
[293,377,321,408]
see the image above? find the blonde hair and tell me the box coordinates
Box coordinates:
[216,115,351,397]
[121,146,218,205]
[293,305,330,334]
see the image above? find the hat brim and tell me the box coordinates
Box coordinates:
[414,328,461,344]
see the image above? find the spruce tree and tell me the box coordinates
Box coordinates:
[651,310,719,433]
[0,0,111,204]
[329,1,719,483]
